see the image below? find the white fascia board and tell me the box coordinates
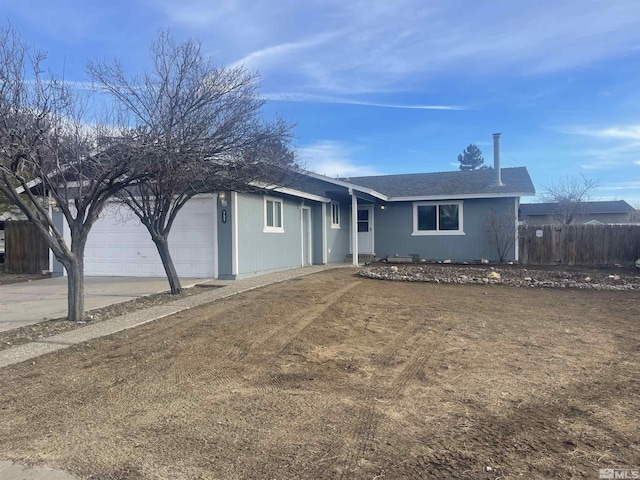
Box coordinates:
[249,181,331,203]
[389,192,534,202]
[273,187,331,203]
[15,178,43,194]
[301,171,388,201]
[15,162,78,194]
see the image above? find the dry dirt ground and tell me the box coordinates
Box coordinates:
[0,268,638,479]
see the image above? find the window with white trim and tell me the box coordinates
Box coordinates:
[412,201,464,235]
[264,196,284,233]
[330,201,340,228]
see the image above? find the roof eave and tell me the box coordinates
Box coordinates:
[301,170,389,201]
[388,191,535,202]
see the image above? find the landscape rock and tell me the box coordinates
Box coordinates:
[359,263,639,291]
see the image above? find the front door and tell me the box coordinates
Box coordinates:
[357,205,374,254]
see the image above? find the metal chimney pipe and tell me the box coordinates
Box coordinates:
[493,133,503,186]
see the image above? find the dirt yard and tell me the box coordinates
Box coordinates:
[0,268,638,479]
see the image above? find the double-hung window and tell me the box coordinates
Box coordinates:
[412,201,464,235]
[330,201,341,228]
[264,196,284,233]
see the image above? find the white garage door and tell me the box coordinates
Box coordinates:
[84,197,216,278]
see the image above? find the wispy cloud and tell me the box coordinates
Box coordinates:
[298,140,381,178]
[230,31,343,70]
[601,181,640,190]
[153,0,640,95]
[264,93,464,110]
[557,123,640,170]
[562,125,640,140]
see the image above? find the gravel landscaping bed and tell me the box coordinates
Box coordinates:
[360,262,640,290]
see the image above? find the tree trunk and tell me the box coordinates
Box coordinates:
[154,236,182,294]
[66,256,85,322]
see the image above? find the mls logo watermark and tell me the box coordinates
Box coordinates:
[599,469,640,479]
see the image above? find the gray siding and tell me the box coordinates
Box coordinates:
[216,193,233,279]
[235,192,305,278]
[311,203,323,264]
[326,201,351,263]
[373,197,518,261]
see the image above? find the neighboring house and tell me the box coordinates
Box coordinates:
[49,134,535,279]
[519,200,637,225]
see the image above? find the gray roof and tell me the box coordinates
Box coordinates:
[520,200,636,216]
[345,167,535,199]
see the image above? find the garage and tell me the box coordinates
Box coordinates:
[84,196,217,278]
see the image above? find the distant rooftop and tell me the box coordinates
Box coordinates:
[520,200,635,216]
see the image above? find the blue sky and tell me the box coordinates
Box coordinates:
[3,0,640,204]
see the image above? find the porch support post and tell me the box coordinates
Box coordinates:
[514,197,520,262]
[350,189,358,266]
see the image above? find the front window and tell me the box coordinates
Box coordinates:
[413,201,464,235]
[264,196,284,233]
[331,202,340,228]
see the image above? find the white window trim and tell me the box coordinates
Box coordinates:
[263,195,284,233]
[330,201,341,229]
[412,200,465,236]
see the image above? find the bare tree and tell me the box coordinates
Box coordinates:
[540,174,599,225]
[486,207,517,262]
[0,25,143,321]
[88,32,296,294]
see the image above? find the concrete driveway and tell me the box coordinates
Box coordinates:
[0,276,210,333]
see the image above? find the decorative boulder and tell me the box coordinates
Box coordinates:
[390,265,399,273]
[488,271,501,280]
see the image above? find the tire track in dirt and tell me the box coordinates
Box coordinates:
[164,280,362,397]
[335,324,447,479]
[382,327,447,399]
[310,322,427,479]
[245,281,361,393]
[243,281,361,364]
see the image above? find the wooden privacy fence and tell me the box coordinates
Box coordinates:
[519,224,640,266]
[4,220,49,274]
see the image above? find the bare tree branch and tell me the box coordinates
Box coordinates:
[0,24,145,321]
[540,174,599,225]
[88,31,297,293]
[486,207,517,262]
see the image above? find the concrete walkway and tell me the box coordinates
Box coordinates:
[0,264,353,479]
